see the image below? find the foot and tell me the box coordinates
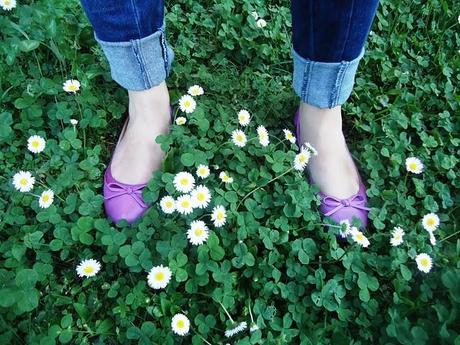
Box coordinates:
[298,102,360,199]
[110,81,171,184]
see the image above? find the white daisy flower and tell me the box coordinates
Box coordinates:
[187,220,209,245]
[225,322,247,338]
[76,259,101,278]
[350,227,370,248]
[293,147,311,171]
[173,172,195,193]
[422,213,440,232]
[175,117,187,125]
[160,196,176,214]
[175,195,194,215]
[257,125,269,147]
[211,205,227,227]
[405,157,424,174]
[219,171,233,183]
[231,129,247,147]
[339,219,352,238]
[303,142,318,156]
[390,226,405,246]
[171,313,190,336]
[147,265,172,289]
[249,323,259,332]
[251,11,259,20]
[415,253,433,273]
[0,0,16,11]
[39,189,54,209]
[187,85,204,97]
[178,94,196,114]
[70,118,78,126]
[191,185,211,209]
[27,135,46,154]
[256,19,267,28]
[283,129,296,144]
[237,110,251,126]
[12,171,35,192]
[63,79,80,93]
[196,164,210,179]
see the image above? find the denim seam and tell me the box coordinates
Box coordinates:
[301,60,312,104]
[131,40,149,89]
[159,27,169,76]
[129,0,142,39]
[331,63,347,107]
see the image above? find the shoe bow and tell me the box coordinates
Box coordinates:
[322,194,371,217]
[104,182,148,208]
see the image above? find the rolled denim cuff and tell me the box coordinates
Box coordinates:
[292,47,365,109]
[95,24,174,91]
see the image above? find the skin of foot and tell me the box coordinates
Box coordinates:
[110,81,171,184]
[298,102,360,199]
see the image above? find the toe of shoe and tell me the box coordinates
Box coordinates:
[104,195,148,224]
[321,206,369,228]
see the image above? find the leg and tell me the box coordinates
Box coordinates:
[291,0,379,199]
[80,0,173,184]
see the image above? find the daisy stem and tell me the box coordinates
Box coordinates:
[439,230,460,243]
[74,94,86,149]
[248,300,254,323]
[218,301,235,323]
[237,167,294,210]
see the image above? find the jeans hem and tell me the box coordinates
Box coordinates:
[292,47,365,109]
[95,24,174,91]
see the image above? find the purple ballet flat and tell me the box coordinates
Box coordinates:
[293,110,371,228]
[103,118,149,224]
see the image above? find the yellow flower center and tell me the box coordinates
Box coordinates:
[5,0,11,4]
[356,233,364,241]
[42,194,50,202]
[427,218,435,226]
[20,178,28,186]
[165,201,173,208]
[409,162,417,170]
[155,272,165,281]
[32,141,39,148]
[184,100,191,107]
[287,133,294,139]
[420,258,429,267]
[68,85,77,91]
[198,168,206,175]
[394,234,401,240]
[217,212,224,221]
[177,320,185,329]
[299,155,306,163]
[84,266,94,274]
[181,200,190,208]
[195,228,204,236]
[180,178,189,186]
[236,134,244,142]
[197,192,205,201]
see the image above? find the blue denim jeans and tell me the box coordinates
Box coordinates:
[80,0,379,108]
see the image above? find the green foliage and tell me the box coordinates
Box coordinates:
[1,0,459,344]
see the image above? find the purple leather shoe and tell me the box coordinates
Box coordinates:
[293,110,371,228]
[103,119,149,224]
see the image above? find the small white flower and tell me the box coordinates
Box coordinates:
[187,85,204,97]
[257,125,269,147]
[175,116,187,125]
[39,189,54,209]
[415,253,433,273]
[390,226,405,246]
[27,135,46,154]
[405,157,424,174]
[256,19,267,28]
[429,231,437,246]
[249,323,259,332]
[191,185,211,209]
[237,110,251,126]
[76,259,101,278]
[293,147,311,171]
[211,205,227,227]
[175,195,194,215]
[219,171,233,183]
[225,322,247,338]
[178,94,196,114]
[187,220,209,245]
[160,196,176,214]
[422,213,440,232]
[63,79,80,93]
[283,129,296,144]
[171,313,190,336]
[173,172,195,193]
[251,11,259,20]
[339,219,352,238]
[147,265,172,289]
[303,142,318,156]
[70,118,78,126]
[12,171,35,192]
[231,129,247,147]
[350,227,370,247]
[196,164,210,179]
[0,0,16,11]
